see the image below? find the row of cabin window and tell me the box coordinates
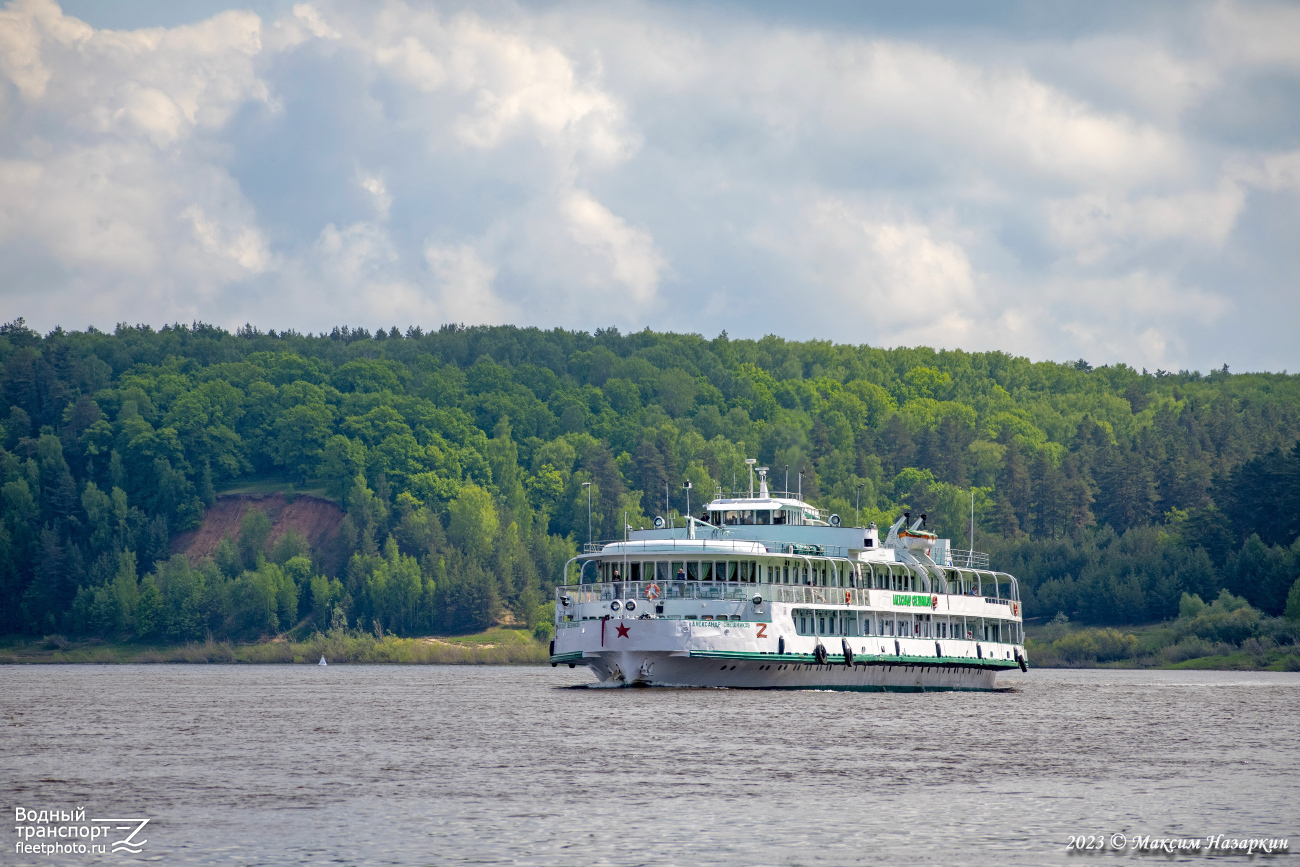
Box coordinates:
[597,560,847,584]
[791,609,1022,643]
[592,560,1014,599]
[704,509,806,526]
[599,561,760,582]
[861,563,1016,598]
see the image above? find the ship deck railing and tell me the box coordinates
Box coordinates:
[583,538,848,557]
[556,582,1017,607]
[948,549,991,569]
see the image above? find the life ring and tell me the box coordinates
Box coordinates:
[645,583,661,600]
[844,590,851,604]
[931,595,938,609]
[1012,602,1019,616]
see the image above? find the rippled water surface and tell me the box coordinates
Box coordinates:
[3,665,1298,865]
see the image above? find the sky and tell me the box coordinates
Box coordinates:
[0,0,1297,372]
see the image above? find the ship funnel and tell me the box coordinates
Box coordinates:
[757,467,769,498]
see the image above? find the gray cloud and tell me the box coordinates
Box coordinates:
[1,0,1297,371]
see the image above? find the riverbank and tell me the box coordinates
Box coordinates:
[0,628,550,665]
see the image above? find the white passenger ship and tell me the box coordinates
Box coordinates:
[550,466,1027,690]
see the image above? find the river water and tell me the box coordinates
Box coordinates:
[2,666,1297,865]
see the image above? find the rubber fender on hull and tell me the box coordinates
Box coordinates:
[1016,651,1028,672]
[813,643,828,665]
[977,644,982,659]
[894,640,900,656]
[935,641,942,658]
[549,639,555,667]
[778,636,785,655]
[842,638,854,666]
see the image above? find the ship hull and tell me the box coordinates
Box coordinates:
[563,650,1006,690]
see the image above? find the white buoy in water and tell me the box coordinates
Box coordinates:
[318,656,327,666]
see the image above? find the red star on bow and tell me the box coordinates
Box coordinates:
[615,623,630,638]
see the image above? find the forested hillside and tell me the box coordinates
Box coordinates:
[2,318,1299,642]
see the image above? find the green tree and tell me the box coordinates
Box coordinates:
[448,484,498,559]
[1284,578,1300,622]
[238,509,272,570]
[274,403,335,481]
[136,573,163,639]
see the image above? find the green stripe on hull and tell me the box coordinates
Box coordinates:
[764,684,996,693]
[549,651,585,663]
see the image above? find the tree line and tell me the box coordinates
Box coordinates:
[1,317,1298,641]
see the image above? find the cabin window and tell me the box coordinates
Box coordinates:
[701,615,713,621]
[730,615,741,621]
[686,561,698,581]
[701,561,713,581]
[726,561,738,582]
[773,510,786,525]
[655,562,669,583]
[671,561,685,581]
[629,562,640,581]
[757,510,771,525]
[685,615,698,620]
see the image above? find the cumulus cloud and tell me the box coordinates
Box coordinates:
[757,195,980,349]
[0,0,1297,370]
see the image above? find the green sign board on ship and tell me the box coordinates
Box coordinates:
[893,594,934,607]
